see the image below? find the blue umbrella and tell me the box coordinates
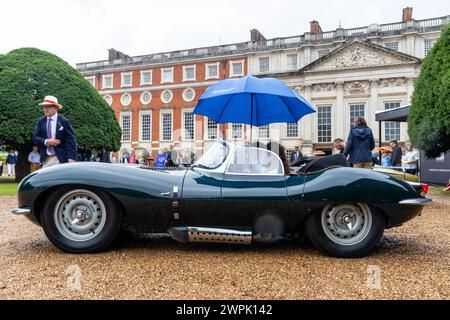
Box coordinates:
[193,75,315,141]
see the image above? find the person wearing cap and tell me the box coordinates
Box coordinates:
[32,95,77,167]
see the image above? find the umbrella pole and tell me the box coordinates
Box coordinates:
[250,94,253,145]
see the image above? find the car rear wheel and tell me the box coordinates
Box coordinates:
[305,203,385,258]
[41,188,121,253]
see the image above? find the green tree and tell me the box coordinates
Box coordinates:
[409,25,450,158]
[0,48,121,181]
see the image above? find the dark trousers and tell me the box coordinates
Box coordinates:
[405,168,418,175]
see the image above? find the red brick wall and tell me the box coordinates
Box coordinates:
[90,56,248,149]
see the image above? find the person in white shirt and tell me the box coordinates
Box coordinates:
[402,143,419,175]
[28,145,41,172]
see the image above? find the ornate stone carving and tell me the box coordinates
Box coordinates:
[344,81,369,95]
[312,83,335,92]
[312,44,406,71]
[381,78,405,87]
[293,86,306,94]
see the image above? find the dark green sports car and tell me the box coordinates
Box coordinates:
[12,139,431,258]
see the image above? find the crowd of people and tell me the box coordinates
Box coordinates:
[329,116,419,174]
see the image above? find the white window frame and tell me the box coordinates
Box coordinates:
[258,124,270,140]
[85,76,96,87]
[161,90,173,104]
[160,110,173,142]
[229,123,244,140]
[318,50,330,59]
[120,93,132,107]
[258,56,270,73]
[383,101,402,142]
[102,74,114,89]
[205,62,220,80]
[317,105,332,143]
[120,112,132,142]
[229,59,245,77]
[121,71,133,88]
[348,102,366,129]
[183,65,196,82]
[103,94,113,106]
[139,110,152,142]
[286,54,298,70]
[204,118,220,141]
[182,88,196,102]
[424,39,435,55]
[161,67,174,84]
[140,70,153,85]
[385,42,399,51]
[286,122,299,138]
[182,108,196,141]
[140,91,152,105]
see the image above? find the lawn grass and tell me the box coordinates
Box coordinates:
[0,176,18,196]
[429,185,450,198]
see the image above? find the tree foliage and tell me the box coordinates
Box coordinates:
[409,25,450,158]
[0,48,121,179]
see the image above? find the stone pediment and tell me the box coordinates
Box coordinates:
[301,40,421,73]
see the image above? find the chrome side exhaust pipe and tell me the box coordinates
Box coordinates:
[188,227,252,245]
[169,227,252,245]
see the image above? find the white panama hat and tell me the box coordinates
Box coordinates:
[39,95,63,109]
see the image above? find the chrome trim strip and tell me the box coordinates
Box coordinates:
[399,198,432,205]
[11,207,32,215]
[187,227,252,245]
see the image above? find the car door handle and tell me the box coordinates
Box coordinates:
[159,191,172,197]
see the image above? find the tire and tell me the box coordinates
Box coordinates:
[40,187,122,253]
[305,203,385,258]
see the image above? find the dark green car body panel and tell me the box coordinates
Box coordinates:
[16,161,425,234]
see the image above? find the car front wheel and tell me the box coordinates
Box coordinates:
[305,203,385,258]
[41,188,121,253]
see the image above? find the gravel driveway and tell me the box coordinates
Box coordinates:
[0,193,448,300]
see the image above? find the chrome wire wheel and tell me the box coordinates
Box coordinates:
[53,189,107,242]
[321,203,372,246]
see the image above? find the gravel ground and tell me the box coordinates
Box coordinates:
[0,193,448,300]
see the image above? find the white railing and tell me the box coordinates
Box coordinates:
[76,16,449,71]
[346,27,367,36]
[418,17,445,28]
[381,22,404,31]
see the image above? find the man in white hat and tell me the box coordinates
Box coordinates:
[32,95,77,167]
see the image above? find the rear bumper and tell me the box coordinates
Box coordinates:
[399,198,432,205]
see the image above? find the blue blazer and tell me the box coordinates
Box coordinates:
[32,115,78,163]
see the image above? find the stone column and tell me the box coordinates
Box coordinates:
[406,77,415,104]
[335,81,345,140]
[369,79,380,143]
[303,83,313,143]
[404,77,416,141]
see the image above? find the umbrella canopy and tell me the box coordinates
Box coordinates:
[194,75,315,126]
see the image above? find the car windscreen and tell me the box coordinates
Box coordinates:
[193,141,228,169]
[226,146,283,175]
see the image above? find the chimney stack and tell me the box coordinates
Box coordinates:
[108,48,130,61]
[250,29,266,42]
[402,7,413,22]
[310,20,323,34]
